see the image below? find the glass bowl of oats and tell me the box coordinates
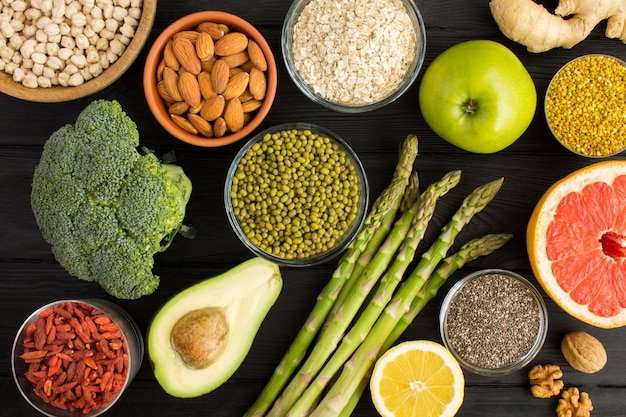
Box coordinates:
[282,0,426,113]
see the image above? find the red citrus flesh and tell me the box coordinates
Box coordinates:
[528,161,626,328]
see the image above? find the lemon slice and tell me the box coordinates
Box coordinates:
[370,340,464,417]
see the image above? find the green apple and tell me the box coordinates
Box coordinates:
[418,40,537,154]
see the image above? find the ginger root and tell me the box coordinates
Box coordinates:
[489,0,626,52]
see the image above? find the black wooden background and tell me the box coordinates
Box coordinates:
[1,1,625,416]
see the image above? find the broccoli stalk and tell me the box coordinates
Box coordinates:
[31,99,193,300]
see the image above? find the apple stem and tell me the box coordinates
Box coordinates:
[463,99,478,114]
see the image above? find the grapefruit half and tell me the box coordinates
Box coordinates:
[527,160,626,328]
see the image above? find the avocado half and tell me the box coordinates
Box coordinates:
[147,257,282,398]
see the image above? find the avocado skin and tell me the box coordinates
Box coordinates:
[147,257,282,398]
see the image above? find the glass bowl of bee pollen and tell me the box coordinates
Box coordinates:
[545,54,626,158]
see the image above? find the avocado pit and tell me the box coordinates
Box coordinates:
[170,307,229,369]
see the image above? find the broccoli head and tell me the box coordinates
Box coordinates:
[31,99,193,299]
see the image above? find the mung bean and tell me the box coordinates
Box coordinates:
[230,128,361,260]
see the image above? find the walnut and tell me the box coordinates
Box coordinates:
[561,331,607,374]
[556,387,593,417]
[528,364,564,398]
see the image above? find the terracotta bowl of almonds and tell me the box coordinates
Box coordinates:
[143,11,277,147]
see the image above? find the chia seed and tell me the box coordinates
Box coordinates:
[444,273,542,370]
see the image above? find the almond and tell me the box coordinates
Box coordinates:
[168,101,190,115]
[177,71,201,107]
[157,59,166,81]
[221,51,249,69]
[200,95,225,121]
[213,117,227,137]
[188,113,214,137]
[229,67,244,77]
[214,32,248,56]
[238,60,255,73]
[222,71,250,100]
[241,99,262,113]
[162,67,183,102]
[171,114,198,134]
[173,30,200,44]
[196,31,214,61]
[189,99,204,115]
[196,21,227,40]
[198,71,217,100]
[247,40,267,71]
[163,40,180,70]
[200,55,216,72]
[248,67,267,101]
[210,59,230,94]
[172,37,201,75]
[224,97,244,132]
[238,88,254,103]
[157,80,175,103]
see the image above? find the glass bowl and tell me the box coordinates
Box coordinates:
[439,269,548,376]
[224,123,369,267]
[143,11,277,147]
[282,0,426,113]
[545,54,626,158]
[11,299,143,417]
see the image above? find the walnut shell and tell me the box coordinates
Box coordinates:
[561,331,607,374]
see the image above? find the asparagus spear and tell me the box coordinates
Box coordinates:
[266,187,430,416]
[386,233,513,347]
[399,170,420,213]
[336,233,513,417]
[243,135,418,417]
[309,177,504,416]
[330,150,420,317]
[283,172,462,417]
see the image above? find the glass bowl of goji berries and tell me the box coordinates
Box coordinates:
[11,299,143,417]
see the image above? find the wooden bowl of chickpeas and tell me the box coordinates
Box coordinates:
[0,0,156,102]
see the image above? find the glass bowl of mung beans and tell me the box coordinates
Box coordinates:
[224,123,369,267]
[439,269,548,376]
[545,54,626,158]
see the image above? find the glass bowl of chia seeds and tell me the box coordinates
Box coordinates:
[545,54,626,158]
[439,269,548,376]
[224,122,369,267]
[281,0,426,113]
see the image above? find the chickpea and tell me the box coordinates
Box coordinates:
[21,71,38,87]
[68,71,83,86]
[12,65,25,81]
[1,0,141,88]
[0,44,14,60]
[37,74,52,87]
[1,20,15,38]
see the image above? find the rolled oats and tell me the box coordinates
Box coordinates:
[291,0,418,106]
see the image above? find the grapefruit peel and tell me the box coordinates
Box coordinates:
[527,160,626,328]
